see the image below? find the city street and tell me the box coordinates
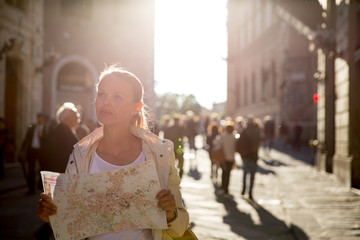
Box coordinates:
[180,142,360,240]
[0,140,360,239]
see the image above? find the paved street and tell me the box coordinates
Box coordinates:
[180,143,360,240]
[0,140,360,239]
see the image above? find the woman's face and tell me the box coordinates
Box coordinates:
[95,75,141,127]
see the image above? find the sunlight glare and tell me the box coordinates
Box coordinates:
[155,0,228,110]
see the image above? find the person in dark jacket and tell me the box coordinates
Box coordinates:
[263,115,275,155]
[185,112,198,153]
[236,118,261,200]
[19,113,47,195]
[164,115,185,178]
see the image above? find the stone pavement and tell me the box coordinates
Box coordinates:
[180,145,360,240]
[0,143,359,239]
[0,163,44,239]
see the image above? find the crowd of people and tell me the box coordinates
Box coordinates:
[153,113,304,201]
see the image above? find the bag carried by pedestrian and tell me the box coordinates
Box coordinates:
[210,136,226,164]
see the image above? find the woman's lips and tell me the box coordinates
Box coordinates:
[100,110,112,115]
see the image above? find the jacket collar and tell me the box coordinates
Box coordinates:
[76,125,161,150]
[74,125,165,173]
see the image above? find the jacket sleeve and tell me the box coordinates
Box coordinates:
[162,142,189,238]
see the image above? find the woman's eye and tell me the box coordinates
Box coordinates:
[97,92,105,97]
[115,95,122,100]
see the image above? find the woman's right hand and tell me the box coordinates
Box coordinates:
[36,193,57,223]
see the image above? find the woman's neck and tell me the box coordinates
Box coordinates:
[101,124,135,152]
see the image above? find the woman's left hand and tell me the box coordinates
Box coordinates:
[156,189,176,222]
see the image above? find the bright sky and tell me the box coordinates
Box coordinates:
[154,0,228,110]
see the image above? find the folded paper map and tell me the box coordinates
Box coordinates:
[41,158,167,240]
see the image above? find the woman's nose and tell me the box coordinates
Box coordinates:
[103,96,111,106]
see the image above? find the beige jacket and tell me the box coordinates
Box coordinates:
[66,125,189,240]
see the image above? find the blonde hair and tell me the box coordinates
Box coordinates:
[98,64,149,131]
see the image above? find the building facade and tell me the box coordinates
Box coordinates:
[315,0,360,188]
[0,0,155,156]
[227,0,317,141]
[42,0,155,122]
[0,0,44,150]
[228,0,360,188]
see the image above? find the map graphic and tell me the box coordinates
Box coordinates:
[41,159,167,240]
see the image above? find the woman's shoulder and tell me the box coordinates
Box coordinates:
[73,127,103,156]
[149,136,174,151]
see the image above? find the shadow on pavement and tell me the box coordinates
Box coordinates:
[214,185,308,240]
[187,165,201,180]
[236,163,276,176]
[261,158,288,167]
[270,140,314,165]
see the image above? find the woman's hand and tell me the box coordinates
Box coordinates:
[36,193,57,223]
[156,189,177,222]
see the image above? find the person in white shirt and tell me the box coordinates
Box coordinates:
[219,122,236,196]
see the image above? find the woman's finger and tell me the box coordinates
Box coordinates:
[158,193,174,203]
[40,193,52,202]
[156,189,171,199]
[158,196,175,208]
[160,201,176,211]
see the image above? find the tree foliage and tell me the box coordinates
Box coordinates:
[155,93,202,117]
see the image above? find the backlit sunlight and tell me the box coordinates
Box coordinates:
[154,0,228,110]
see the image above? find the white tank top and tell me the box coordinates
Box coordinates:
[89,151,152,240]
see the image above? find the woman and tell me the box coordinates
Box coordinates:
[36,65,189,239]
[218,122,236,197]
[206,121,221,179]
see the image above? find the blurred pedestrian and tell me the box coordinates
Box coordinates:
[279,120,289,148]
[39,115,57,182]
[41,102,80,173]
[219,122,236,197]
[43,115,57,136]
[235,115,245,134]
[86,119,97,132]
[185,111,198,153]
[236,118,261,200]
[158,114,171,139]
[36,65,189,239]
[19,113,46,195]
[76,124,91,140]
[164,115,186,178]
[206,122,222,180]
[292,123,303,152]
[200,115,210,148]
[263,115,275,155]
